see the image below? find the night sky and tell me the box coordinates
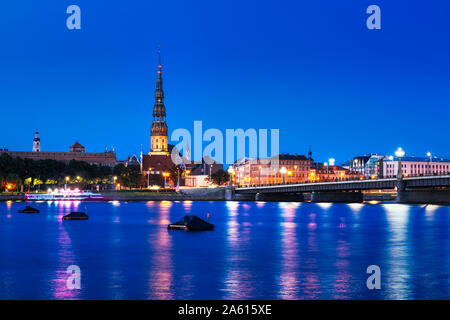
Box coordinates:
[0,1,449,163]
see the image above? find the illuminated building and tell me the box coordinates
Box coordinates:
[347,154,386,178]
[309,162,362,182]
[383,156,450,177]
[0,134,116,166]
[233,154,311,186]
[184,156,223,187]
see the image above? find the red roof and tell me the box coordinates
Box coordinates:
[142,154,174,172]
[71,142,84,148]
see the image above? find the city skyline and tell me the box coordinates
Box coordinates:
[1,1,449,162]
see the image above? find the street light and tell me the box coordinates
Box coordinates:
[227,166,234,187]
[258,165,262,186]
[162,172,170,188]
[426,152,432,176]
[280,167,287,184]
[395,147,405,179]
[65,176,70,190]
[113,176,117,191]
[146,168,152,188]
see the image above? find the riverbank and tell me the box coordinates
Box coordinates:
[1,188,449,205]
[0,188,228,202]
[103,188,227,201]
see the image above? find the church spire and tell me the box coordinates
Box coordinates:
[150,47,168,154]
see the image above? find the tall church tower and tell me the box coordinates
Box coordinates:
[150,50,169,155]
[33,131,41,152]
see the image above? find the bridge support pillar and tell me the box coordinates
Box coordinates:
[397,189,450,205]
[255,193,304,202]
[224,188,235,201]
[311,191,363,203]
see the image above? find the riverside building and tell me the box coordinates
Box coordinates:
[0,132,116,166]
[383,156,450,177]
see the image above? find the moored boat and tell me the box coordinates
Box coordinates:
[168,215,214,231]
[63,211,89,220]
[25,189,104,201]
[18,206,40,214]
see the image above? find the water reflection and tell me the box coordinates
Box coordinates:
[51,217,81,299]
[382,203,412,299]
[424,205,439,222]
[0,201,449,299]
[223,201,247,299]
[147,201,174,299]
[278,202,301,299]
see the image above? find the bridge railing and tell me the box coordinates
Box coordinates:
[235,172,450,188]
[235,174,450,189]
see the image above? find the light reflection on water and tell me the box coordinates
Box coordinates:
[0,200,449,299]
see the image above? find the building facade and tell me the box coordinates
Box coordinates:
[233,154,312,187]
[184,156,224,187]
[309,162,362,182]
[383,156,450,178]
[0,136,116,166]
[348,154,387,178]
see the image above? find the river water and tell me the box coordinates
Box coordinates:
[0,200,449,299]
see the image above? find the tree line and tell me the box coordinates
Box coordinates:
[0,154,231,192]
[0,154,143,192]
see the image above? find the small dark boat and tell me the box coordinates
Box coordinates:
[18,206,40,214]
[63,211,88,220]
[168,215,214,231]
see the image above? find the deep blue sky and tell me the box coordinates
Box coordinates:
[0,1,449,163]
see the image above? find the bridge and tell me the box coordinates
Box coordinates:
[232,175,450,204]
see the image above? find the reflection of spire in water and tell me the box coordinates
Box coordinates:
[147,201,174,299]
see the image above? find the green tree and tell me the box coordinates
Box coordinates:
[207,169,229,186]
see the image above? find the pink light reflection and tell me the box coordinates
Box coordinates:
[147,201,174,299]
